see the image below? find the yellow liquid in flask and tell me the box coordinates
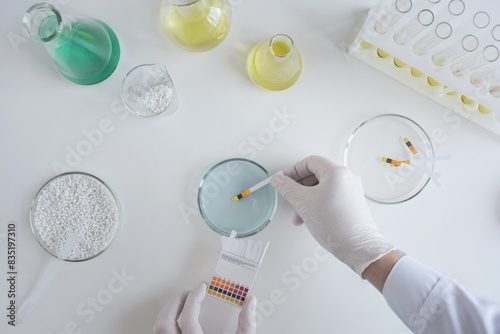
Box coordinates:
[272,41,290,56]
[248,35,302,91]
[160,0,230,52]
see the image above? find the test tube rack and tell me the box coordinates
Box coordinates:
[349,0,500,136]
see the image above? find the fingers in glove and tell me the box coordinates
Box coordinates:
[153,290,189,334]
[179,281,207,334]
[236,295,257,334]
[270,174,306,209]
[285,155,335,183]
[297,174,319,187]
[292,212,304,226]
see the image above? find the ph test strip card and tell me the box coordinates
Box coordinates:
[206,231,269,307]
[207,274,249,306]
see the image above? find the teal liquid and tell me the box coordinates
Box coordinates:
[39,16,120,85]
[199,160,277,237]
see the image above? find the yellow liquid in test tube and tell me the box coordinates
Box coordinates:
[160,0,230,52]
[478,105,492,114]
[410,67,424,77]
[427,77,442,87]
[444,86,458,96]
[377,48,390,58]
[461,96,475,105]
[394,58,407,67]
[361,41,372,49]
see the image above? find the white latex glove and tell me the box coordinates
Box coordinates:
[270,155,396,276]
[153,282,257,334]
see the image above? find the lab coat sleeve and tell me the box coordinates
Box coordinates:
[382,256,500,334]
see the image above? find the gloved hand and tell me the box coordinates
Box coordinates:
[270,155,396,277]
[153,282,257,334]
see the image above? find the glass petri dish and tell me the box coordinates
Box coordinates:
[30,172,122,261]
[343,114,434,204]
[121,63,177,118]
[198,159,278,237]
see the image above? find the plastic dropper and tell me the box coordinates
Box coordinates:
[16,233,80,324]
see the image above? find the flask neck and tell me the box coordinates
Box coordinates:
[23,3,68,44]
[163,0,211,17]
[269,34,294,61]
[163,0,201,6]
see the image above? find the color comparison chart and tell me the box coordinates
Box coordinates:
[207,274,249,306]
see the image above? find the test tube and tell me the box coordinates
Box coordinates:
[411,0,465,56]
[373,0,414,35]
[393,9,435,45]
[478,105,492,114]
[412,22,453,56]
[410,67,425,77]
[377,48,391,58]
[473,11,491,30]
[394,58,408,67]
[451,45,499,77]
[447,0,466,16]
[489,72,500,98]
[431,11,490,67]
[431,34,479,66]
[361,41,373,49]
[470,66,498,88]
[492,24,500,42]
[461,95,475,105]
[488,25,500,97]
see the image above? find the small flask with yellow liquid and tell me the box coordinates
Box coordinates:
[160,0,231,52]
[247,34,302,91]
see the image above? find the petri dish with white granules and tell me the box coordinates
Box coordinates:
[343,114,435,204]
[30,172,121,261]
[121,63,178,118]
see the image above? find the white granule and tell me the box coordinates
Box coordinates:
[146,84,173,114]
[33,174,119,260]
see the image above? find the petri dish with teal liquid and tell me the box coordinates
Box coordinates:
[198,159,278,237]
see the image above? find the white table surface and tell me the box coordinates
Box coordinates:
[2,0,500,333]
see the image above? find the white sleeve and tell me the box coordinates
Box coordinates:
[382,256,500,334]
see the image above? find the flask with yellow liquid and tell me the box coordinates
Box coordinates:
[247,34,302,91]
[160,0,231,52]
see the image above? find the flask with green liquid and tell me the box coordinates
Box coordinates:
[248,34,302,91]
[160,0,231,52]
[23,3,120,85]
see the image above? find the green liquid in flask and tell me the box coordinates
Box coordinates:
[39,15,120,85]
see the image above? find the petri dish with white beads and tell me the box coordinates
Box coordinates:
[343,114,435,204]
[30,172,122,261]
[198,159,278,237]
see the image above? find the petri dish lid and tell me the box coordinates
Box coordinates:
[198,158,278,237]
[343,114,434,204]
